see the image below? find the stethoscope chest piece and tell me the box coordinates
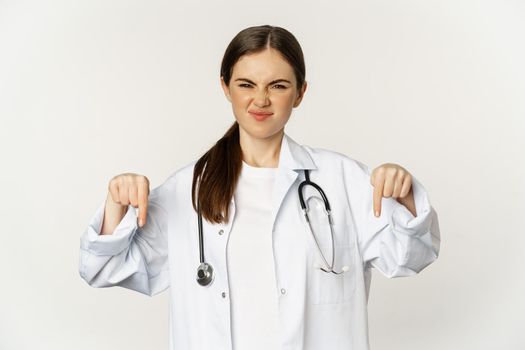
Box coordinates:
[196,262,214,286]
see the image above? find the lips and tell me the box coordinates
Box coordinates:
[249,110,273,116]
[249,111,273,121]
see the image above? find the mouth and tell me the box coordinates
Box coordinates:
[249,110,274,121]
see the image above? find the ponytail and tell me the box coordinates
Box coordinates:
[191,122,242,224]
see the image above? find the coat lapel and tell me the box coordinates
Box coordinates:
[269,132,317,232]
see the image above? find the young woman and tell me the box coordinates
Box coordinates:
[80,25,440,350]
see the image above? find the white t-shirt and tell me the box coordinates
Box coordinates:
[226,160,281,350]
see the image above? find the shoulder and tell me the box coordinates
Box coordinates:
[149,159,197,204]
[164,159,197,187]
[302,143,372,179]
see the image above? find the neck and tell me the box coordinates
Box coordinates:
[239,129,284,168]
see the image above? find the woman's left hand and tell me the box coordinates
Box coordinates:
[370,163,417,218]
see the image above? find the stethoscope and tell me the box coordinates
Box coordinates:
[196,169,349,287]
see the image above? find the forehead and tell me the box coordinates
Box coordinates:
[232,49,294,81]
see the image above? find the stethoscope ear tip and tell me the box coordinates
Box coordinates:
[313,262,350,274]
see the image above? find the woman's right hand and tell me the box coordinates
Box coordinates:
[107,173,150,228]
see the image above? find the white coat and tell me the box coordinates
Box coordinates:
[79,132,441,350]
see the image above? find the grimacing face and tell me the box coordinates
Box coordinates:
[220,48,307,141]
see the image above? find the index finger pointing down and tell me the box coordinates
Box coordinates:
[137,185,149,227]
[373,178,384,218]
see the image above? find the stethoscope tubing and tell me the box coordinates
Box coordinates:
[196,168,348,286]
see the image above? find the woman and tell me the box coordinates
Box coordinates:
[79,25,440,350]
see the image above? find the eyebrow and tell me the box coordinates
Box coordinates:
[234,78,292,85]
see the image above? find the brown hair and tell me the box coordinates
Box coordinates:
[191,25,306,224]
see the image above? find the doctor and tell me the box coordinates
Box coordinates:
[79,24,440,350]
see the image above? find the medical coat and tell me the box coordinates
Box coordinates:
[79,132,441,350]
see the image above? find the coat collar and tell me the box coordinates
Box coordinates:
[279,132,317,171]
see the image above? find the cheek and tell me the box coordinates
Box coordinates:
[231,94,250,108]
[279,91,297,103]
[275,95,296,110]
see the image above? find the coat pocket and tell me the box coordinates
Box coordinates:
[308,223,357,305]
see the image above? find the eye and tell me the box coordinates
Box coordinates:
[273,84,287,89]
[238,83,252,88]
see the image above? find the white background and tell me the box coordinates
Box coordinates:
[1,0,524,349]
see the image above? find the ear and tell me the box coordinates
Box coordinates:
[293,81,307,108]
[220,76,232,102]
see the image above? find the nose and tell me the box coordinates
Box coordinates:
[254,88,270,107]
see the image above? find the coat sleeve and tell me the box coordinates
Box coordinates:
[78,183,170,296]
[343,157,441,278]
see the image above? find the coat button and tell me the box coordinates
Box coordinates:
[218,229,224,235]
[221,291,227,298]
[280,288,286,295]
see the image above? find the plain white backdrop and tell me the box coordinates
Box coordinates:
[1,0,524,349]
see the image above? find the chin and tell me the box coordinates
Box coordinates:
[239,124,285,141]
